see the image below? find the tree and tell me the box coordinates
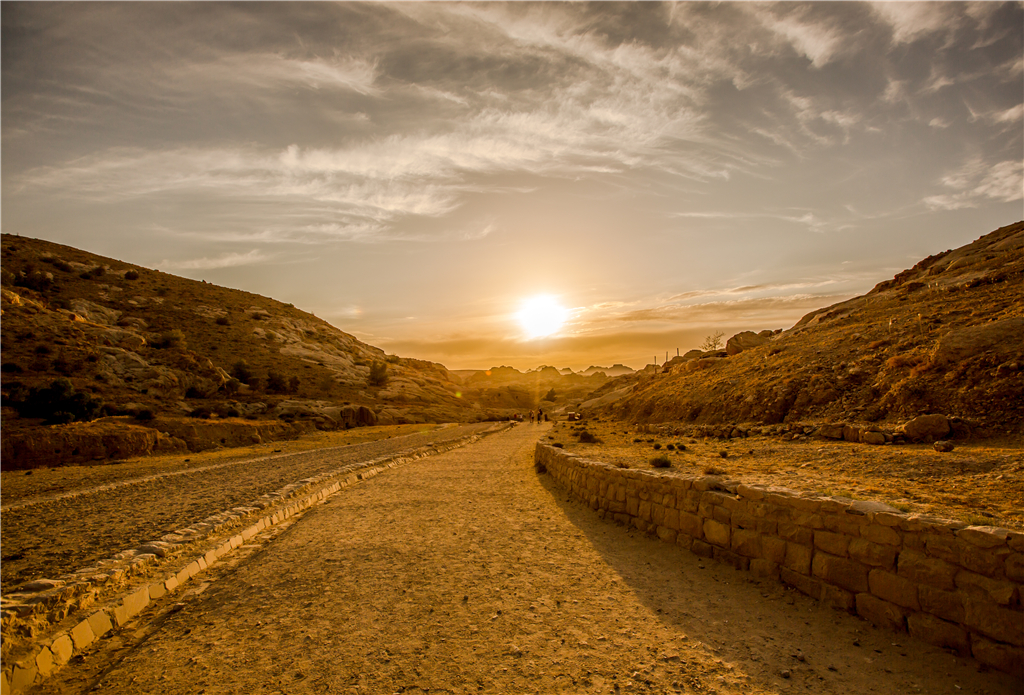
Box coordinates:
[700,331,725,351]
[368,360,389,387]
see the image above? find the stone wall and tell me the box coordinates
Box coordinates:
[535,443,1023,677]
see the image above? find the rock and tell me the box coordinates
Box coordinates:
[726,331,771,356]
[19,579,65,593]
[933,440,955,452]
[818,424,845,440]
[902,414,950,442]
[861,431,886,445]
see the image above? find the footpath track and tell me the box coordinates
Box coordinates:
[36,423,1017,695]
[0,423,495,592]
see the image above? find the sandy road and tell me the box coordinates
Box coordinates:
[38,423,1017,695]
[0,423,495,592]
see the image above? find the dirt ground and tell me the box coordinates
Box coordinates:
[35,423,1018,695]
[547,420,1024,531]
[0,423,495,592]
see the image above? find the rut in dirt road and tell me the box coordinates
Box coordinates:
[55,424,1018,695]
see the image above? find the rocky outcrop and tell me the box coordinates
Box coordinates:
[726,330,771,356]
[0,420,186,469]
[901,414,950,442]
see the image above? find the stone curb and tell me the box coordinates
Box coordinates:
[0,422,512,694]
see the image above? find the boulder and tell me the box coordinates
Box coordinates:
[726,331,771,356]
[818,424,845,440]
[934,440,955,452]
[902,414,951,442]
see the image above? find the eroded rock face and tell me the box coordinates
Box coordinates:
[0,420,186,469]
[726,331,771,356]
[930,317,1024,368]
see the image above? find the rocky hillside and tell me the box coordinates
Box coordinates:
[0,235,497,467]
[587,220,1024,438]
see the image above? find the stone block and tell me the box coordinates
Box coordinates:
[792,511,824,529]
[690,540,714,558]
[955,570,1018,606]
[34,647,55,678]
[679,511,704,536]
[822,584,856,611]
[784,542,812,575]
[662,507,680,531]
[750,559,780,580]
[651,503,666,527]
[781,567,822,599]
[70,618,95,651]
[763,536,787,564]
[971,635,1024,679]
[897,550,956,590]
[777,522,813,545]
[731,529,762,559]
[626,496,639,517]
[964,598,1024,646]
[49,633,74,665]
[165,575,180,593]
[10,663,36,694]
[868,569,920,610]
[712,505,731,524]
[149,581,167,600]
[656,526,677,544]
[907,613,970,655]
[922,534,960,564]
[88,609,113,638]
[1007,553,1024,583]
[855,593,906,632]
[703,519,730,547]
[638,500,652,522]
[959,542,1007,578]
[957,526,1011,549]
[113,586,150,627]
[918,585,965,623]
[814,531,851,557]
[861,524,901,546]
[813,553,869,593]
[849,538,897,569]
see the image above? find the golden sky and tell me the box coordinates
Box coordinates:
[3,2,1021,370]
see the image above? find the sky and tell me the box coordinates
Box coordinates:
[2,2,1022,371]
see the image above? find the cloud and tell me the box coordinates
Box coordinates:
[924,158,1024,211]
[157,249,273,270]
[870,2,959,45]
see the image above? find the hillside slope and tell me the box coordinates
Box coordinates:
[591,220,1024,437]
[0,235,490,466]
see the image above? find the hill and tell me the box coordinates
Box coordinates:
[0,235,499,467]
[586,220,1024,438]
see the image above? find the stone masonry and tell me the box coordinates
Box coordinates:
[535,443,1023,677]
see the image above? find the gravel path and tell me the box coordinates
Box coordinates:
[39,423,1018,695]
[0,423,495,592]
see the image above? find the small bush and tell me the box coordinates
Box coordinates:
[10,378,103,424]
[189,407,212,419]
[368,361,388,387]
[666,443,675,450]
[215,316,230,326]
[153,329,186,350]
[675,443,686,451]
[34,345,52,355]
[2,363,24,373]
[578,431,598,443]
[90,266,105,277]
[124,269,139,280]
[134,409,155,422]
[185,386,205,399]
[650,455,672,468]
[704,465,727,476]
[230,360,252,384]
[652,443,662,450]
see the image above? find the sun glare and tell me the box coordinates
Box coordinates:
[517,295,568,339]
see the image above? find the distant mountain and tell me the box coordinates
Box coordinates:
[584,221,1024,436]
[580,364,635,377]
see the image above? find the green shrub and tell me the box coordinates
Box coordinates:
[230,360,252,384]
[11,378,103,424]
[124,269,140,280]
[650,455,672,468]
[153,330,186,350]
[368,361,388,387]
[267,371,288,393]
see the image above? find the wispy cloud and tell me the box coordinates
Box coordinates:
[925,158,1024,211]
[157,249,273,270]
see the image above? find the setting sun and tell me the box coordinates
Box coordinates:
[517,295,568,339]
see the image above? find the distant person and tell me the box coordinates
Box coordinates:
[537,408,544,423]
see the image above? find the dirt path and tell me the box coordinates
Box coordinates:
[38,423,1018,694]
[0,423,494,591]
